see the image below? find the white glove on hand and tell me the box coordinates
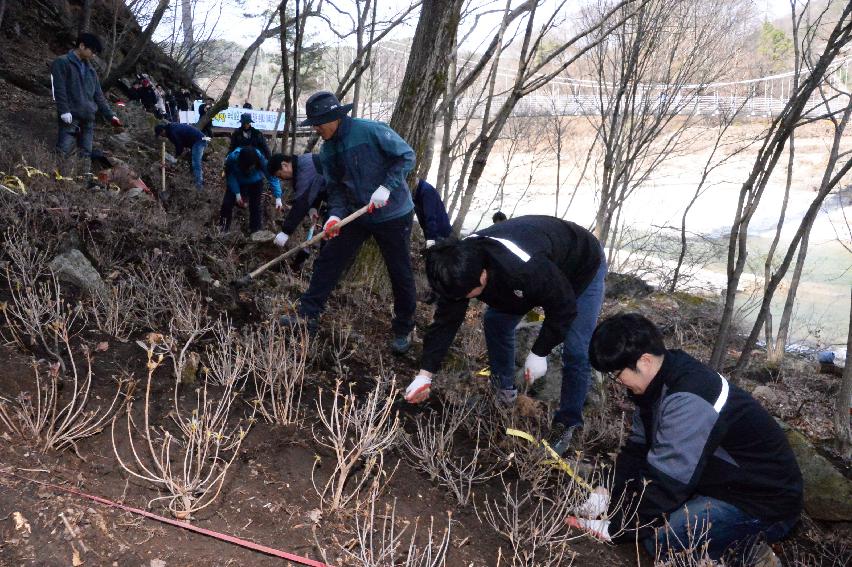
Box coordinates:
[567,517,611,542]
[524,352,548,384]
[235,194,244,207]
[275,198,283,210]
[60,113,73,124]
[274,232,289,248]
[404,374,432,403]
[368,185,391,210]
[426,239,436,248]
[309,208,319,222]
[577,488,610,519]
[322,215,342,239]
[202,136,212,142]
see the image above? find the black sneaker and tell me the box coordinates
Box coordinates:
[390,333,411,354]
[546,422,576,457]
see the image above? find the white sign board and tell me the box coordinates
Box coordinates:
[179,103,287,132]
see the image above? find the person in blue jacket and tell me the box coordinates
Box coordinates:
[281,91,417,354]
[155,122,208,191]
[220,146,282,234]
[413,178,452,247]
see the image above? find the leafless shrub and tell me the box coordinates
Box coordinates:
[90,279,142,341]
[133,264,208,340]
[0,325,127,455]
[112,341,251,519]
[477,476,580,567]
[204,317,251,388]
[403,393,507,506]
[312,377,401,514]
[781,538,851,567]
[343,492,452,567]
[251,319,308,425]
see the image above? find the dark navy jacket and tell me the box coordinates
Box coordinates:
[414,179,452,241]
[163,123,204,157]
[420,215,604,373]
[50,50,114,122]
[608,349,803,542]
[318,116,415,224]
[280,154,327,235]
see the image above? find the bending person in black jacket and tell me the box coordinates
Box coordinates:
[404,215,607,455]
[572,313,801,564]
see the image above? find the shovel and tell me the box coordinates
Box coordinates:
[231,204,370,289]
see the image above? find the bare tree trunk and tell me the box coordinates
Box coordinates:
[279,0,292,153]
[836,289,852,459]
[351,0,373,118]
[389,0,463,184]
[764,136,795,365]
[79,0,93,34]
[102,0,171,90]
[265,68,283,111]
[181,0,195,77]
[245,48,262,104]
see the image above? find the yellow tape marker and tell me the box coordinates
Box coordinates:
[506,427,593,492]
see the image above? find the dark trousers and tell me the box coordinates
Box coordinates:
[298,211,416,337]
[220,181,263,233]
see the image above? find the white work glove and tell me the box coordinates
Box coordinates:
[275,198,283,210]
[524,352,548,384]
[576,488,610,519]
[273,232,289,248]
[235,193,244,207]
[60,112,72,124]
[426,239,436,248]
[404,374,432,403]
[202,136,212,142]
[567,517,611,542]
[322,215,342,239]
[309,208,319,222]
[368,185,391,212]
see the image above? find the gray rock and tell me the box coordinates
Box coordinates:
[193,265,214,285]
[48,249,104,293]
[126,187,145,199]
[108,131,133,149]
[605,272,654,299]
[251,230,276,243]
[784,426,852,521]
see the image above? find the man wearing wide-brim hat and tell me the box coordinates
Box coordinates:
[228,112,270,158]
[280,91,417,355]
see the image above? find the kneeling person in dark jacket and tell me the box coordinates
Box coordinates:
[405,215,607,456]
[220,147,282,234]
[573,313,802,564]
[155,122,208,191]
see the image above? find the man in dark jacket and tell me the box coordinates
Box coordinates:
[413,178,452,247]
[197,97,214,136]
[229,113,270,158]
[404,215,607,455]
[51,33,122,163]
[281,91,417,355]
[572,313,801,564]
[155,122,209,191]
[269,153,327,247]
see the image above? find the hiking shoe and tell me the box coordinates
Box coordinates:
[279,314,318,336]
[547,422,576,457]
[390,333,411,354]
[496,387,518,407]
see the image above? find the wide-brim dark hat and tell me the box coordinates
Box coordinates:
[299,91,353,126]
[240,113,253,124]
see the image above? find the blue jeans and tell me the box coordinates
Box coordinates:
[56,118,94,159]
[483,256,606,427]
[643,495,798,563]
[191,139,207,189]
[299,211,416,337]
